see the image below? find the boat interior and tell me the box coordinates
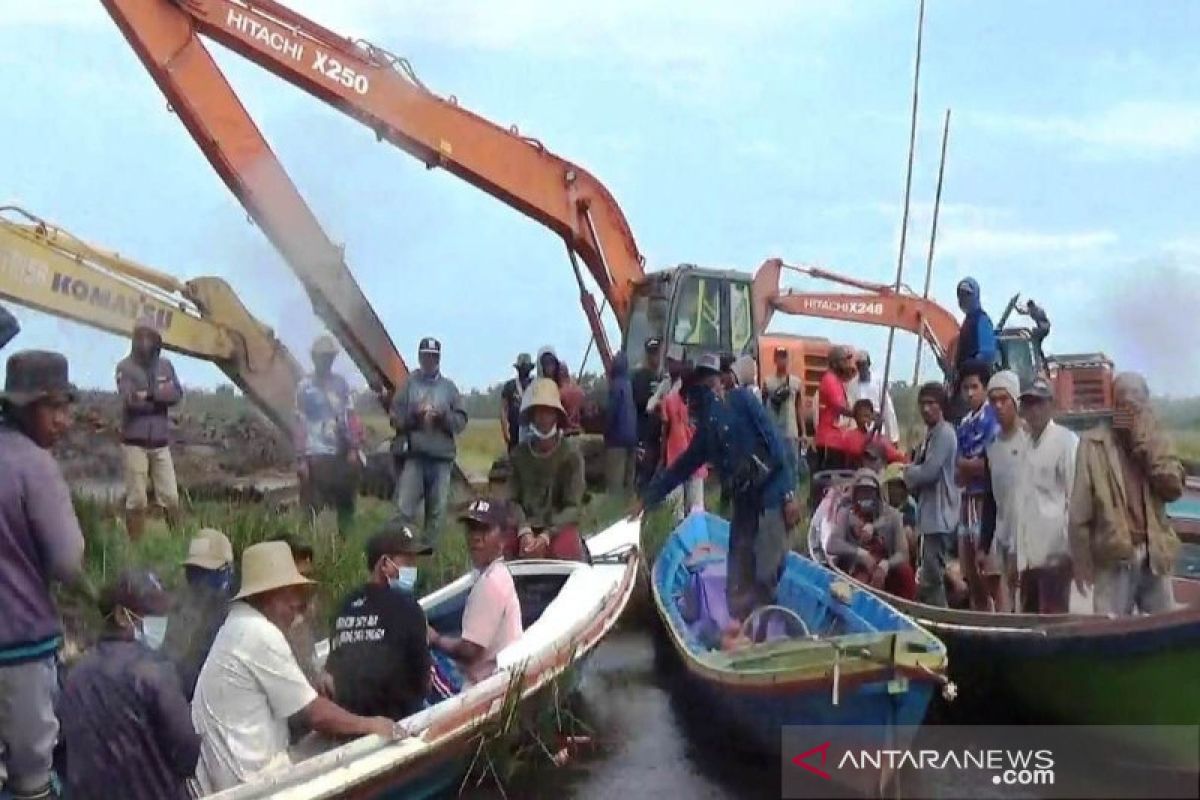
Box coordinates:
[657,513,945,673]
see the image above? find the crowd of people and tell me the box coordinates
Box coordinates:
[0,274,1190,795]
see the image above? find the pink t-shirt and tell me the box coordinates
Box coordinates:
[459,560,523,684]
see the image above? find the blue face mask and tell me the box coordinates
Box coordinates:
[387,562,418,593]
[195,566,233,594]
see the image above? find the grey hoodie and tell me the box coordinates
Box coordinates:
[903,420,961,535]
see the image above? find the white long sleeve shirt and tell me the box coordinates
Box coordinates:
[1014,420,1078,571]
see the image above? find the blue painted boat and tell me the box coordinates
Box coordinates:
[651,512,948,756]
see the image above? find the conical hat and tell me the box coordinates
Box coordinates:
[233,541,315,601]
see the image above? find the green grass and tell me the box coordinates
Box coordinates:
[359,414,503,481]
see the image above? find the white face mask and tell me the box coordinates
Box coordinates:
[137,615,168,650]
[530,424,559,441]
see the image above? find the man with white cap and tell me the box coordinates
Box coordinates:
[984,370,1027,609]
[391,337,469,539]
[163,528,236,699]
[295,334,364,531]
[191,541,398,792]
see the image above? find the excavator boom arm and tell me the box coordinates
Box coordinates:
[103,0,645,373]
[0,209,303,438]
[753,258,961,375]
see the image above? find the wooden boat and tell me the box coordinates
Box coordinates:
[211,519,641,800]
[651,511,947,756]
[812,534,1200,769]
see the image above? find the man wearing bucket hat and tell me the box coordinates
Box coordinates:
[429,499,523,686]
[508,378,587,562]
[324,518,434,721]
[0,350,85,800]
[192,541,398,792]
[500,352,535,452]
[162,528,236,699]
[390,337,468,540]
[295,334,364,532]
[631,353,801,621]
[58,570,198,800]
[116,322,184,539]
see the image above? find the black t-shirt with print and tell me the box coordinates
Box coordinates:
[326,583,431,720]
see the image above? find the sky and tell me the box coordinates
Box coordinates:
[3,0,1200,395]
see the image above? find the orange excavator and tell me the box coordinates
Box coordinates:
[100,0,1108,444]
[99,0,839,401]
[754,258,1114,428]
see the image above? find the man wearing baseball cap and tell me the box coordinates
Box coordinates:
[0,350,84,800]
[429,499,523,686]
[295,335,364,532]
[1015,376,1079,614]
[163,528,236,699]
[500,352,535,453]
[826,469,916,599]
[192,541,398,792]
[325,518,435,721]
[390,337,468,540]
[58,570,198,800]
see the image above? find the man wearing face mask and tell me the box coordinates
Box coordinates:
[323,520,433,723]
[192,541,399,793]
[826,470,916,599]
[508,379,587,562]
[162,528,236,700]
[58,570,198,800]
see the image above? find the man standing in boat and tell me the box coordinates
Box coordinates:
[904,382,960,607]
[1014,377,1078,614]
[1069,372,1184,616]
[630,354,801,621]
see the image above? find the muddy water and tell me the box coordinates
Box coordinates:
[483,626,780,800]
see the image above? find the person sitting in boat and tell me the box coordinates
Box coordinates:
[322,519,433,725]
[882,463,919,573]
[629,353,801,622]
[826,469,917,599]
[191,541,398,794]
[844,398,907,468]
[508,378,588,562]
[429,499,523,686]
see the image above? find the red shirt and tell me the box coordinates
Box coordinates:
[660,388,708,480]
[843,428,907,465]
[816,370,849,449]
[558,379,585,435]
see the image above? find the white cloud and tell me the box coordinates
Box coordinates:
[939,226,1117,259]
[970,101,1200,158]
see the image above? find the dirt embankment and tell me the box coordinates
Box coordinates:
[57,391,294,491]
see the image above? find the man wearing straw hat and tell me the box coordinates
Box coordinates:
[162,528,236,700]
[508,378,587,561]
[191,541,399,793]
[0,350,85,800]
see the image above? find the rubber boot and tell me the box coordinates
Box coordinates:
[125,508,146,541]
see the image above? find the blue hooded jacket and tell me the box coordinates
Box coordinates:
[955,276,996,369]
[605,353,638,447]
[642,384,796,510]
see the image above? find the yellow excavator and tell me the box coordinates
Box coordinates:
[0,206,303,438]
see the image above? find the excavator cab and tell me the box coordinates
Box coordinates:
[624,265,757,374]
